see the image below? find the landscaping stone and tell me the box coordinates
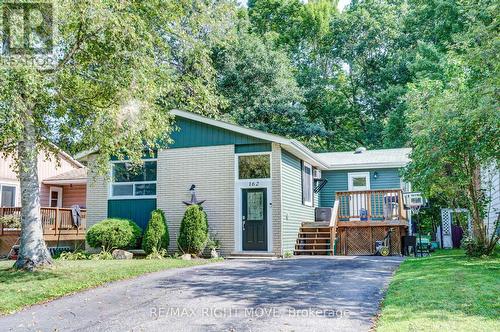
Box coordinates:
[180,253,191,260]
[112,249,133,260]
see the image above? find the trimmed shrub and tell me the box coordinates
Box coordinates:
[142,209,170,254]
[177,205,208,255]
[86,218,142,252]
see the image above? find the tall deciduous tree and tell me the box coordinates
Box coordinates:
[405,0,500,255]
[0,0,215,270]
[213,29,324,141]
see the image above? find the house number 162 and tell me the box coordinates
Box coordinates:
[248,181,260,187]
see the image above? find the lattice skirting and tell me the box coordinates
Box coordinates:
[335,226,405,256]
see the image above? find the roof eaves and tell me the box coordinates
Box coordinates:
[325,161,408,170]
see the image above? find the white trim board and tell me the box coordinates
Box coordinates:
[233,152,273,253]
[49,186,63,207]
[347,172,371,191]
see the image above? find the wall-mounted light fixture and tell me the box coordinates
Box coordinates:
[373,171,379,179]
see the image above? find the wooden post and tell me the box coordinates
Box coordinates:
[54,208,59,236]
[367,191,372,220]
[398,190,404,220]
[0,207,3,235]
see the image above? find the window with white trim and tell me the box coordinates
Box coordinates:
[111,161,157,198]
[0,184,16,207]
[302,162,313,206]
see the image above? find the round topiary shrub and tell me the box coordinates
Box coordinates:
[177,205,208,255]
[86,218,142,252]
[142,209,170,255]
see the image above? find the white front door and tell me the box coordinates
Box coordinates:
[49,187,63,208]
[348,172,371,220]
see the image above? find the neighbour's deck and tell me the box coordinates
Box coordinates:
[0,207,87,241]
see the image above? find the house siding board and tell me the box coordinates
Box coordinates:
[170,118,265,149]
[482,163,500,236]
[281,150,315,253]
[108,199,156,230]
[234,143,272,154]
[156,145,235,256]
[60,184,87,208]
[319,168,402,207]
[0,151,81,207]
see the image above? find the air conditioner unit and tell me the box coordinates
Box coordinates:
[315,208,333,222]
[313,169,322,179]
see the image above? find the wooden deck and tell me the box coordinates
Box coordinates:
[295,189,408,256]
[0,207,87,241]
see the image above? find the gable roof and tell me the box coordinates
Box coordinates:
[43,167,87,184]
[317,148,411,170]
[170,110,328,168]
[75,110,411,171]
[55,146,84,169]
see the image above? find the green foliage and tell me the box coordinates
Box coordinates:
[177,205,209,255]
[90,251,114,261]
[461,236,490,258]
[86,219,142,252]
[404,0,499,254]
[145,248,169,260]
[207,232,221,250]
[58,251,90,261]
[214,30,324,140]
[142,209,170,255]
[0,215,21,229]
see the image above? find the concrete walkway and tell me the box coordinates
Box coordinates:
[0,256,403,332]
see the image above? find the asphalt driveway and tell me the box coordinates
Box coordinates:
[0,256,403,332]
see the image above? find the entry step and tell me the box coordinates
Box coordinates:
[228,251,278,260]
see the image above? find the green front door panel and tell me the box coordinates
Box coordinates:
[242,188,267,251]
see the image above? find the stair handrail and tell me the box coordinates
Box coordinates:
[329,200,340,228]
[329,200,340,255]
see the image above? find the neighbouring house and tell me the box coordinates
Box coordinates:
[481,162,500,237]
[80,110,412,257]
[0,148,87,256]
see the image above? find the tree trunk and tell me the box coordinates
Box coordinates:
[14,117,53,271]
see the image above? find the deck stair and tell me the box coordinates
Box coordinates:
[294,222,335,255]
[294,201,339,256]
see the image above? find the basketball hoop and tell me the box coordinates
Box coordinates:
[403,192,429,258]
[403,192,428,214]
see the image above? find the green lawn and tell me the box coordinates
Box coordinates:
[0,258,216,315]
[377,249,500,331]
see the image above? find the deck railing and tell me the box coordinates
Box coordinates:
[0,207,86,236]
[335,189,407,221]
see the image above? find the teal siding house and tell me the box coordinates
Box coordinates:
[82,110,411,257]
